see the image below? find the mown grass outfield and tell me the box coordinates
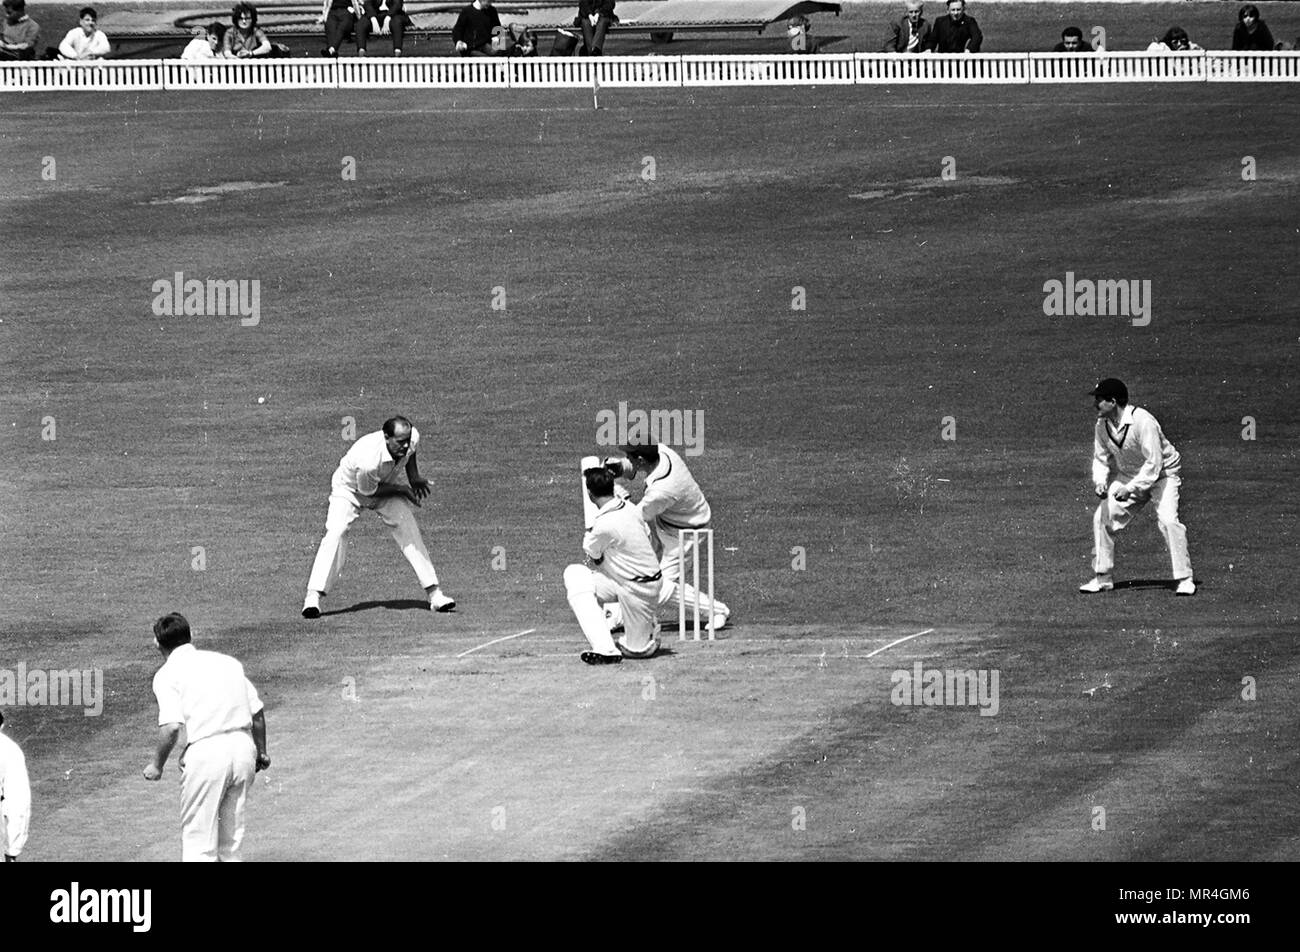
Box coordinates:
[2,26,1299,860]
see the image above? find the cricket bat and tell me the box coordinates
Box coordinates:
[580,455,601,531]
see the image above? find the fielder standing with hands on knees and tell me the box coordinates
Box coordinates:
[302,415,455,617]
[1080,378,1195,596]
[144,613,271,862]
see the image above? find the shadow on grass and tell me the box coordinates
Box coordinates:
[321,598,433,616]
[1113,578,1192,592]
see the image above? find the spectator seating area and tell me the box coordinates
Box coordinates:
[94,1,845,57]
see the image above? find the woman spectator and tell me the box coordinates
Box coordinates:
[182,22,226,59]
[223,3,271,57]
[1147,26,1201,52]
[1232,5,1274,52]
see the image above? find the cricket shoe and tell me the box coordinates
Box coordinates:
[1175,577,1196,596]
[605,604,624,633]
[708,608,731,632]
[1078,575,1114,594]
[429,590,456,612]
[301,592,322,619]
[580,651,622,665]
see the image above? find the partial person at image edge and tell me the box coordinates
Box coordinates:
[0,710,32,862]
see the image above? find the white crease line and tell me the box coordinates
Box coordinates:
[443,629,940,662]
[456,628,536,659]
[864,628,935,659]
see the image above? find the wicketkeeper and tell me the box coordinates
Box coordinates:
[603,443,730,631]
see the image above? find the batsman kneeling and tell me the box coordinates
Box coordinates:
[564,458,663,665]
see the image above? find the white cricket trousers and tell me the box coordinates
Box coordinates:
[308,490,440,594]
[1093,475,1192,579]
[179,731,257,862]
[564,565,661,656]
[654,525,728,616]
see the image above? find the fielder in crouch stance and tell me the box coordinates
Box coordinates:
[302,416,454,617]
[1081,378,1195,595]
[565,461,662,664]
[604,442,730,631]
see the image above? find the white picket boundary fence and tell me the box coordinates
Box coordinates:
[165,58,336,89]
[338,56,510,88]
[4,52,1299,92]
[1204,50,1300,83]
[1030,50,1212,83]
[857,52,1028,84]
[0,60,165,90]
[683,54,857,85]
[508,55,682,88]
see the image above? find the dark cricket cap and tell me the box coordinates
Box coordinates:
[1090,378,1128,402]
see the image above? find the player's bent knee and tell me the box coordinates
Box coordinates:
[563,563,594,596]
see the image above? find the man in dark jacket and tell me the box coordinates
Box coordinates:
[926,0,981,53]
[881,0,930,54]
[576,0,616,55]
[453,0,500,55]
[1052,26,1093,52]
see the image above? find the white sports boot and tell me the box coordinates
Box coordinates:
[302,591,322,619]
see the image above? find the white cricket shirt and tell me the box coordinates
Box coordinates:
[584,498,662,584]
[637,444,711,530]
[1093,405,1182,493]
[332,427,420,496]
[152,644,264,745]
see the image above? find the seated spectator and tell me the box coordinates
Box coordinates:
[224,3,272,58]
[0,0,39,61]
[926,0,981,53]
[453,0,500,56]
[1148,26,1201,52]
[576,0,616,56]
[358,0,409,56]
[786,14,817,53]
[1052,26,1093,53]
[490,22,536,56]
[1232,5,1274,52]
[512,24,537,56]
[182,22,227,60]
[317,0,363,57]
[57,7,110,60]
[882,0,931,54]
